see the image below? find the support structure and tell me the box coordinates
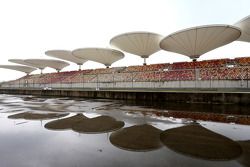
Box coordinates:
[143,58,147,65]
[78,64,82,71]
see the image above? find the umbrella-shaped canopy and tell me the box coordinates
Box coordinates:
[160,25,241,60]
[45,50,87,70]
[0,65,36,74]
[25,59,70,72]
[9,59,46,70]
[110,32,163,65]
[72,48,124,68]
[234,15,250,42]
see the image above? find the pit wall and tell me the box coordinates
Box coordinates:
[2,80,250,89]
[0,88,250,105]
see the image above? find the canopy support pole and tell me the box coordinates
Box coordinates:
[143,58,147,65]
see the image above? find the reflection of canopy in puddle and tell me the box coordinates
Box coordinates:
[160,124,242,160]
[45,114,87,130]
[8,112,68,120]
[22,96,47,102]
[45,114,124,133]
[110,124,162,151]
[237,140,250,167]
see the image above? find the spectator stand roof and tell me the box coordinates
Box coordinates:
[234,15,250,42]
[0,65,36,74]
[9,59,47,74]
[25,59,70,72]
[45,50,87,70]
[160,25,241,61]
[110,32,163,65]
[72,48,124,68]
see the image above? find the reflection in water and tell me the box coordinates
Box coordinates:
[21,96,47,102]
[160,124,242,160]
[238,141,250,167]
[72,115,124,134]
[0,94,249,167]
[45,114,125,134]
[45,114,87,130]
[8,112,69,120]
[124,100,250,115]
[110,124,162,151]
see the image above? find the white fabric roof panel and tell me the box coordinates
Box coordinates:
[45,50,87,65]
[0,65,36,74]
[160,25,241,59]
[234,15,250,42]
[72,48,124,67]
[8,59,46,69]
[110,32,163,58]
[25,59,69,71]
[9,59,33,67]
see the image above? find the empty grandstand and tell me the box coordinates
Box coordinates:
[1,56,250,89]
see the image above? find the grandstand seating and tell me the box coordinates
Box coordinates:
[235,57,250,66]
[124,63,168,72]
[171,59,229,70]
[10,57,250,86]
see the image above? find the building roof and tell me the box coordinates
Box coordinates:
[234,15,250,42]
[0,65,36,74]
[25,59,70,71]
[110,32,163,58]
[160,25,241,59]
[45,50,87,65]
[72,48,124,67]
[8,59,47,69]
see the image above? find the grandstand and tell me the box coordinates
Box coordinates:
[1,56,250,89]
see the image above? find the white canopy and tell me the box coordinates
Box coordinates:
[9,59,46,69]
[72,48,124,67]
[110,32,162,58]
[110,32,162,65]
[160,25,241,60]
[234,15,250,42]
[45,50,87,65]
[25,59,69,71]
[0,65,36,74]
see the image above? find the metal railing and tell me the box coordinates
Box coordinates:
[1,67,250,89]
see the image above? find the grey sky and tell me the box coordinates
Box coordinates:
[0,0,249,81]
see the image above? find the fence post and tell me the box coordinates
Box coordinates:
[82,73,84,89]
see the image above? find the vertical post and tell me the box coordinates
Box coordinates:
[143,58,146,65]
[82,71,84,89]
[113,72,115,89]
[96,73,99,90]
[131,71,134,88]
[179,78,181,88]
[210,76,212,88]
[247,67,249,88]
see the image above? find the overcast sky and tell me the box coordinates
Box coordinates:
[0,0,249,81]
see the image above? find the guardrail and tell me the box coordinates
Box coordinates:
[1,67,250,89]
